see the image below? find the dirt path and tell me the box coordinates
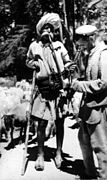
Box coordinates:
[0,118,97,180]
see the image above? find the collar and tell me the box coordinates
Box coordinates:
[39,41,61,50]
[90,42,107,56]
[39,41,50,48]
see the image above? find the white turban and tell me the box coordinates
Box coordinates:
[36,13,61,35]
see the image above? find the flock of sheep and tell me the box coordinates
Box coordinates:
[0,79,35,155]
[0,77,83,158]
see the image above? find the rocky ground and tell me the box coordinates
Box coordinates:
[0,117,98,180]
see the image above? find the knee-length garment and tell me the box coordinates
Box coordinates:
[26,40,71,121]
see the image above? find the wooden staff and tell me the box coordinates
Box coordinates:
[63,0,68,30]
[21,70,36,176]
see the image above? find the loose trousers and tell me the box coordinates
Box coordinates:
[78,107,107,179]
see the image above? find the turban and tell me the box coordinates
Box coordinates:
[36,13,61,35]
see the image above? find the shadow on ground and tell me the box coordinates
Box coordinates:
[2,128,96,179]
[4,134,37,150]
[27,145,93,179]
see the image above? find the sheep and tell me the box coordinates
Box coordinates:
[3,101,29,144]
[0,80,37,146]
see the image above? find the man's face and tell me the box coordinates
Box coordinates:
[76,34,95,54]
[76,37,90,73]
[42,25,52,34]
[41,25,54,44]
[76,38,89,53]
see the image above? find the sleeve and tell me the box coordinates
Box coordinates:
[100,50,107,81]
[72,49,107,94]
[26,43,39,69]
[72,79,107,94]
[60,42,71,64]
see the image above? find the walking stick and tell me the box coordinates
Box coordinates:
[21,70,36,176]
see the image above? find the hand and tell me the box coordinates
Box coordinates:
[70,78,78,89]
[69,63,77,73]
[33,62,40,72]
[63,78,70,89]
[34,54,42,61]
[65,62,76,71]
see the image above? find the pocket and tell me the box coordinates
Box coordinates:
[79,105,101,124]
[86,90,107,108]
[86,108,101,124]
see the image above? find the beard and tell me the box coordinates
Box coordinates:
[41,34,50,44]
[41,32,53,44]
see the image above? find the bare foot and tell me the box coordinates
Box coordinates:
[54,154,63,169]
[35,156,44,171]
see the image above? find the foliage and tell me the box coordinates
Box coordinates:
[11,0,29,24]
[0,25,33,79]
[26,0,59,34]
[0,0,12,37]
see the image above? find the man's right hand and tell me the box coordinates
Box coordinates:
[33,62,40,72]
[34,54,42,61]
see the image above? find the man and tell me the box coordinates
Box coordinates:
[71,24,107,179]
[26,13,74,171]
